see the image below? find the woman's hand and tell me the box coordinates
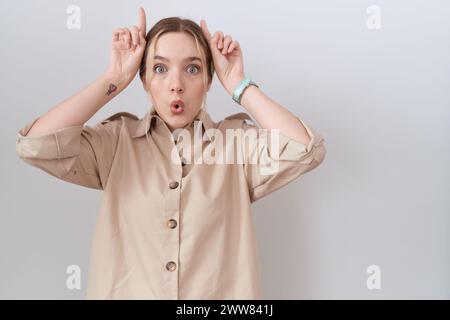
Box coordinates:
[200,20,245,96]
[105,7,147,88]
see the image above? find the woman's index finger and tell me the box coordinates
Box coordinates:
[138,7,147,33]
[200,19,212,42]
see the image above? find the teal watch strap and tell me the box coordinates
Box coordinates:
[232,77,259,104]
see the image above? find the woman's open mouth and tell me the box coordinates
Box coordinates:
[170,100,185,115]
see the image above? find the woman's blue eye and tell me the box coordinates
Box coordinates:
[154,65,165,73]
[187,65,200,74]
[153,64,200,75]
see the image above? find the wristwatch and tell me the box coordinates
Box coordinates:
[232,77,259,105]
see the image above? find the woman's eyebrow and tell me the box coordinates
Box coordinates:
[154,55,201,63]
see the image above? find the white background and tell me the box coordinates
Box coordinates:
[1,0,449,299]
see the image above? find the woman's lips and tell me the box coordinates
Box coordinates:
[170,100,185,115]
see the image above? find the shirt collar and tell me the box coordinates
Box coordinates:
[132,105,215,141]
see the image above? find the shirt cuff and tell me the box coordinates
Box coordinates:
[16,116,84,160]
[268,116,325,164]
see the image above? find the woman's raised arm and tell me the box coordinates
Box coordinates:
[25,7,147,137]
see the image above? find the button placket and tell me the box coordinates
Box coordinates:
[164,168,182,298]
[163,129,185,299]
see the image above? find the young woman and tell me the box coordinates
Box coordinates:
[16,7,326,299]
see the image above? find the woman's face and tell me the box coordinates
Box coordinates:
[143,32,211,132]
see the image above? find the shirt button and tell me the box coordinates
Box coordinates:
[169,181,179,189]
[166,261,177,272]
[167,219,178,229]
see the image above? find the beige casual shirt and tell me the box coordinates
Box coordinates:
[16,105,326,299]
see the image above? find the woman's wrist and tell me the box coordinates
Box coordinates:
[102,70,133,93]
[225,75,246,96]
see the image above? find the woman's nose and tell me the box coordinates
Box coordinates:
[171,85,183,93]
[169,72,184,93]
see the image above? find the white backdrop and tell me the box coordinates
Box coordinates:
[1,0,449,299]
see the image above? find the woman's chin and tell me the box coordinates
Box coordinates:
[166,117,190,131]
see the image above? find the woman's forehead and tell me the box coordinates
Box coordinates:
[154,33,202,57]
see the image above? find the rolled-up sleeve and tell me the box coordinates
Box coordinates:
[16,116,122,190]
[241,116,326,203]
